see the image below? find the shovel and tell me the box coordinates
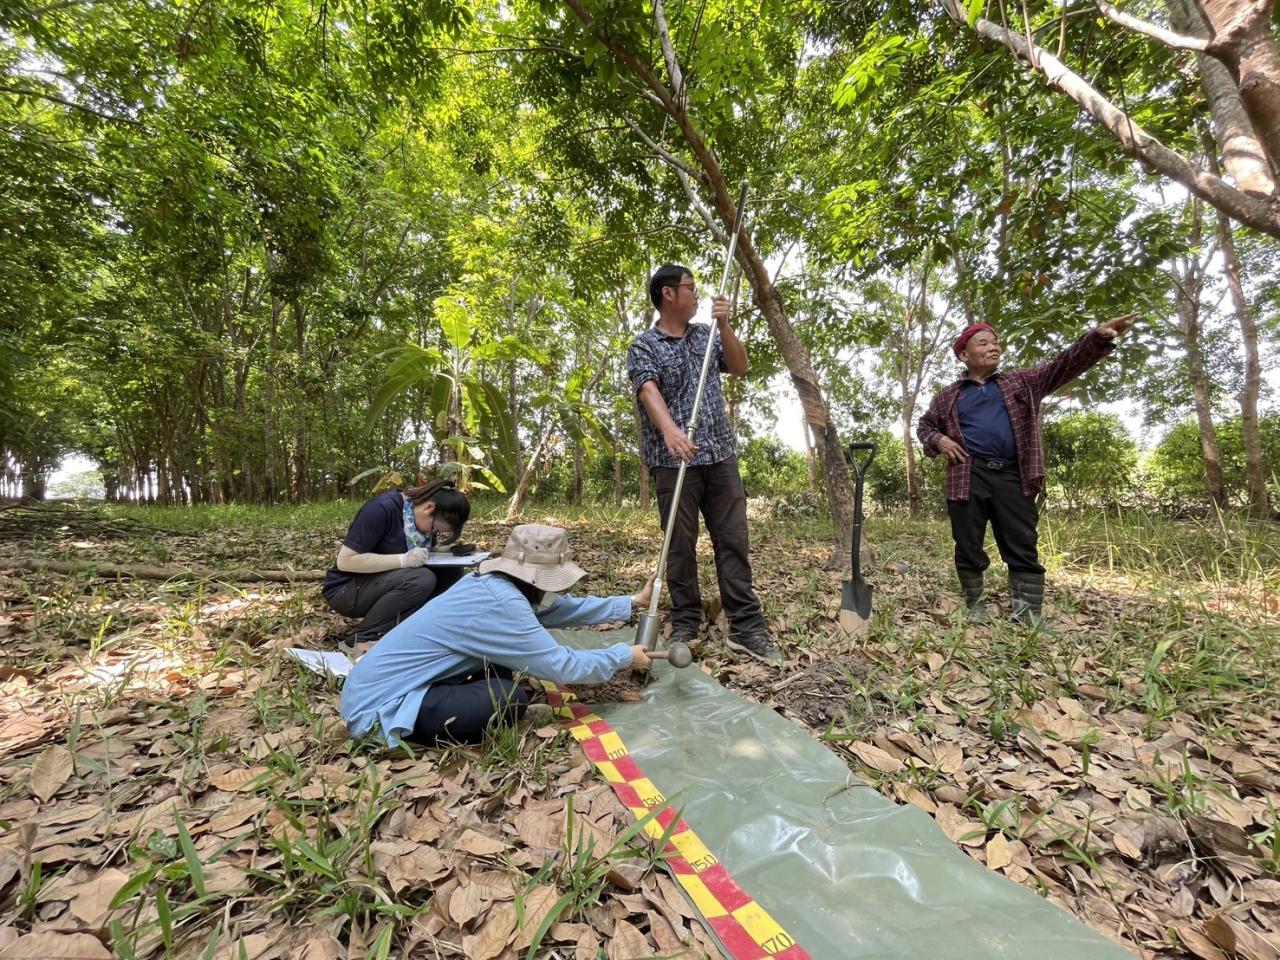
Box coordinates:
[839,441,877,636]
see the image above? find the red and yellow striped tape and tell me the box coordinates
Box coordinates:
[542,682,811,960]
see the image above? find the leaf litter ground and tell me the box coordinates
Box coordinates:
[0,500,1277,959]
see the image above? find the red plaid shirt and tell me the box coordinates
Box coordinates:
[917,329,1115,501]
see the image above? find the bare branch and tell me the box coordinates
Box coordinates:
[624,117,726,242]
[652,0,686,103]
[622,117,698,177]
[1094,0,1210,51]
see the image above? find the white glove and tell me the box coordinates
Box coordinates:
[400,547,428,568]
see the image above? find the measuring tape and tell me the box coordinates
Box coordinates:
[542,682,811,960]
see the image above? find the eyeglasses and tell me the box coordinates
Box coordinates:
[432,518,458,544]
[669,281,698,296]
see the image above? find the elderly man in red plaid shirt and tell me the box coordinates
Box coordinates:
[917,315,1135,626]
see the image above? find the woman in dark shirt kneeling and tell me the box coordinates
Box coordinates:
[321,478,470,642]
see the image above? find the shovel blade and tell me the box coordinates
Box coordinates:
[839,579,873,636]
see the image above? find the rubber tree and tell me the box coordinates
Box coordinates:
[556,0,858,566]
[1165,199,1229,507]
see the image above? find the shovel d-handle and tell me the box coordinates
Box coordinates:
[847,441,877,478]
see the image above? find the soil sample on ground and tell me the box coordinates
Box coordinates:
[568,671,648,704]
[771,652,875,728]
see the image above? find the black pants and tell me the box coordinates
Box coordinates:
[324,566,463,642]
[947,462,1044,576]
[410,665,529,746]
[652,456,765,635]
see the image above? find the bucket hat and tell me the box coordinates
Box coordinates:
[478,524,588,593]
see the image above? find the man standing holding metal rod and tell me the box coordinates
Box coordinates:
[626,196,781,664]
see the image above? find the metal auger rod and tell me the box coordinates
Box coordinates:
[637,180,751,655]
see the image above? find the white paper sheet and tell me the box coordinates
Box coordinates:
[426,550,491,567]
[286,648,354,678]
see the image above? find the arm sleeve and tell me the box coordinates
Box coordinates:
[628,338,660,396]
[455,604,632,685]
[1023,329,1115,399]
[537,594,631,629]
[916,392,948,458]
[342,497,399,553]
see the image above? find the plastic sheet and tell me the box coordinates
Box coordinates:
[555,629,1132,960]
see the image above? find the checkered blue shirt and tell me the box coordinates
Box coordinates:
[627,322,736,470]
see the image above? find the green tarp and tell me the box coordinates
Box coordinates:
[557,629,1133,960]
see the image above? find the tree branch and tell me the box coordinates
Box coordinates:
[0,556,325,582]
[0,83,142,126]
[622,117,699,176]
[623,117,725,242]
[652,0,686,105]
[1094,0,1211,51]
[940,0,1280,238]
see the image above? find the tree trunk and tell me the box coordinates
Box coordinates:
[903,409,920,517]
[1195,0,1280,173]
[506,414,554,521]
[20,469,46,500]
[291,300,308,503]
[263,297,282,503]
[1182,320,1227,509]
[1172,202,1228,507]
[1167,0,1277,195]
[1216,208,1270,516]
[640,461,650,509]
[233,355,253,502]
[573,438,584,505]
[803,417,816,493]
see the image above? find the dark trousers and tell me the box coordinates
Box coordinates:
[947,462,1044,576]
[410,665,529,746]
[324,566,463,642]
[652,456,765,635]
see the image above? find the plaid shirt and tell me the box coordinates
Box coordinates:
[627,322,735,470]
[917,329,1115,501]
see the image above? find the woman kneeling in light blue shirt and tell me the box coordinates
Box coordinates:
[340,523,657,747]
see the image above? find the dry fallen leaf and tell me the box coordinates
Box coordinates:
[513,885,562,951]
[212,933,272,960]
[456,829,509,857]
[208,767,269,793]
[28,746,74,803]
[847,741,904,775]
[1202,913,1279,960]
[606,918,653,959]
[986,834,1013,871]
[68,869,130,929]
[0,931,112,959]
[449,882,486,928]
[298,935,343,960]
[461,902,517,960]
[935,804,986,848]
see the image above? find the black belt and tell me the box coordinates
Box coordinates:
[979,459,1011,471]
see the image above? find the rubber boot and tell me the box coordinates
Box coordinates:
[956,567,989,623]
[1009,572,1053,632]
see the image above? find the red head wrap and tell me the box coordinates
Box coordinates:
[953,323,996,358]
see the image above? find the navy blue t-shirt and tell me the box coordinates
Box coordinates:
[956,377,1017,462]
[322,491,410,596]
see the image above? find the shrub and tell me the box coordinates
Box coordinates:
[1042,411,1137,510]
